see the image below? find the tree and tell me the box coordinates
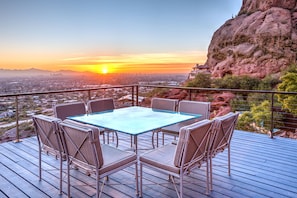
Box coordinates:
[250,100,271,128]
[212,75,240,89]
[212,75,260,90]
[237,111,254,131]
[237,100,272,133]
[185,73,211,88]
[257,75,280,90]
[277,64,297,116]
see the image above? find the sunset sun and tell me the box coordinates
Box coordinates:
[102,67,108,74]
[97,64,110,74]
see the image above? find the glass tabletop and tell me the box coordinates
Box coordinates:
[68,106,201,136]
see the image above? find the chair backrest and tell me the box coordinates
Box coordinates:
[87,98,115,113]
[178,100,210,120]
[54,101,86,120]
[32,114,62,154]
[211,112,239,155]
[151,98,178,111]
[59,120,103,171]
[174,119,214,171]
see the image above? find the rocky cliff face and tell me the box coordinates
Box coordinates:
[206,0,297,79]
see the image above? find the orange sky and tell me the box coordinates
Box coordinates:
[0,1,241,75]
[0,51,207,74]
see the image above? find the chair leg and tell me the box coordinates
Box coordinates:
[98,177,107,198]
[102,133,105,144]
[206,158,209,194]
[210,156,213,190]
[156,132,159,148]
[107,132,110,144]
[170,175,181,198]
[67,161,70,198]
[151,131,155,149]
[96,175,100,198]
[140,163,143,197]
[180,175,183,198]
[59,156,63,194]
[135,162,139,196]
[228,146,231,176]
[115,131,119,147]
[39,149,42,181]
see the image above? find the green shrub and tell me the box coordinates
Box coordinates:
[212,75,260,90]
[185,73,212,88]
[277,64,297,116]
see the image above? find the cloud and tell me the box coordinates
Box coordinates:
[57,51,207,73]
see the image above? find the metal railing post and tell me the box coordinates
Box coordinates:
[136,85,139,106]
[270,93,275,138]
[88,90,91,100]
[14,95,21,143]
[132,85,135,106]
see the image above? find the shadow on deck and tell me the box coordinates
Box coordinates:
[1,130,297,198]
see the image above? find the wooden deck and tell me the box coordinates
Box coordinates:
[1,130,297,198]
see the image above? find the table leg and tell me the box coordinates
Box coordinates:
[134,135,138,154]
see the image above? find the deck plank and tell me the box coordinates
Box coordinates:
[1,130,297,198]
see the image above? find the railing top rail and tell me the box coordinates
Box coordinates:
[138,85,297,95]
[0,84,137,98]
[0,84,296,98]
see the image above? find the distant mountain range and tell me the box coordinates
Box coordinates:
[0,68,187,80]
[0,68,97,78]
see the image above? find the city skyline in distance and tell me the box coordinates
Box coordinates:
[0,67,189,79]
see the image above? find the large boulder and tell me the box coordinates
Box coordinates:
[206,0,297,79]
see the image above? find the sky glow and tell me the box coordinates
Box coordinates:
[0,0,242,74]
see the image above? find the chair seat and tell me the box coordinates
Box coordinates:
[140,144,180,174]
[100,144,137,175]
[162,123,183,134]
[162,118,203,133]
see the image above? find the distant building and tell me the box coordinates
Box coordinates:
[188,64,211,79]
[0,110,15,119]
[118,94,145,103]
[138,81,179,86]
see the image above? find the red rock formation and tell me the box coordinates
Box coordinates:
[205,0,297,79]
[210,92,236,118]
[153,89,236,118]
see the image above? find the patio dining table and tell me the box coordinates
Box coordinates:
[67,106,201,153]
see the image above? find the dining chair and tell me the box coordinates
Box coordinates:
[151,97,178,111]
[58,120,139,198]
[150,97,178,148]
[139,119,215,197]
[54,101,108,145]
[87,98,119,147]
[209,112,239,190]
[53,101,86,121]
[160,100,211,145]
[87,98,115,113]
[32,114,63,194]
